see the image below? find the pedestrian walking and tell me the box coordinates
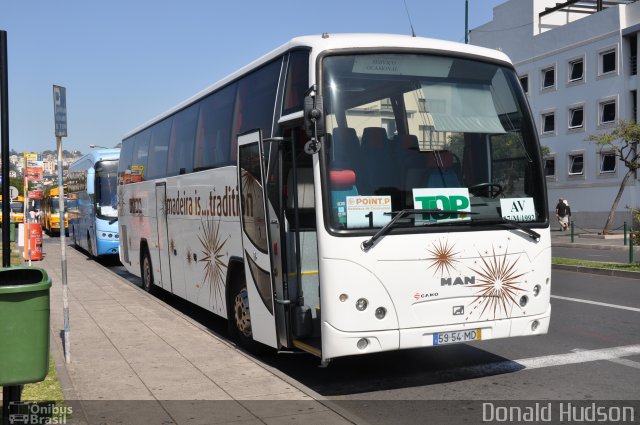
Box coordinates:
[555,198,570,232]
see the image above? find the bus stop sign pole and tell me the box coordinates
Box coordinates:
[53,84,70,364]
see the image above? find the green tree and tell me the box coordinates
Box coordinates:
[9,177,24,194]
[587,120,640,234]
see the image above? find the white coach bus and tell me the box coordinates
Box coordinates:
[118,34,550,366]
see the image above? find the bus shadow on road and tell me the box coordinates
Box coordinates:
[263,343,526,396]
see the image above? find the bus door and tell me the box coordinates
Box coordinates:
[154,182,173,292]
[237,130,283,349]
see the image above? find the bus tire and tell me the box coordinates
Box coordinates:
[229,275,252,344]
[140,246,155,294]
[87,232,95,259]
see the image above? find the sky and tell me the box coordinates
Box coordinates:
[0,0,506,154]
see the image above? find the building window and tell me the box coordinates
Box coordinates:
[599,100,616,124]
[569,58,584,82]
[542,67,555,89]
[418,98,427,112]
[544,157,555,177]
[568,106,584,129]
[542,112,555,133]
[600,49,616,74]
[519,74,529,94]
[600,152,616,173]
[569,154,584,175]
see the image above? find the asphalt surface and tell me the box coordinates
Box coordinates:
[46,225,634,424]
[97,250,640,424]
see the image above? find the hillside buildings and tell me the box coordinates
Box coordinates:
[472,0,640,228]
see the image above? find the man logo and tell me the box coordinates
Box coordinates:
[453,305,464,315]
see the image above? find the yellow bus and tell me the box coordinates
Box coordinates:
[0,195,25,225]
[42,186,70,235]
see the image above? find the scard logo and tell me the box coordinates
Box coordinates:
[414,292,438,300]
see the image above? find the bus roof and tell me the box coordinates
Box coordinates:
[69,149,120,172]
[123,33,513,140]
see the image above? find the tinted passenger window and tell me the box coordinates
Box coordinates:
[283,50,309,115]
[168,104,198,176]
[131,129,151,182]
[233,59,281,152]
[118,136,135,184]
[194,83,237,171]
[147,117,172,180]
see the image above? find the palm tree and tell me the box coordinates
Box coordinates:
[587,121,640,234]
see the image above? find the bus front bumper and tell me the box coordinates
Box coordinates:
[321,306,551,362]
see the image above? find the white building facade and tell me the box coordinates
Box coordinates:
[472,0,640,229]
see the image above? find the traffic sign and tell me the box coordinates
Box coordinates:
[53,85,67,137]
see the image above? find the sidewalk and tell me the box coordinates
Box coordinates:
[550,226,640,278]
[550,226,639,254]
[37,238,357,425]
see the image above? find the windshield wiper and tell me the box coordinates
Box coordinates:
[471,218,540,241]
[361,209,476,251]
[108,217,118,225]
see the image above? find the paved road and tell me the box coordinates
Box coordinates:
[106,260,640,424]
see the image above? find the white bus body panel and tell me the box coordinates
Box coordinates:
[119,167,244,318]
[318,229,551,361]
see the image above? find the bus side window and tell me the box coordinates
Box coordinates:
[282,50,309,116]
[167,103,198,177]
[146,117,172,180]
[132,129,151,181]
[194,83,236,171]
[118,136,135,184]
[233,59,281,159]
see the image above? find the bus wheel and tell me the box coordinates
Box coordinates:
[234,286,252,338]
[87,232,95,259]
[141,248,155,293]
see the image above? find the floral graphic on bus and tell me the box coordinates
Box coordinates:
[198,218,228,306]
[426,238,460,276]
[466,246,526,320]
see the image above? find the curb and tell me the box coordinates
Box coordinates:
[552,242,640,252]
[552,263,640,279]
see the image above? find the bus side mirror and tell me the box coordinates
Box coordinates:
[304,94,325,139]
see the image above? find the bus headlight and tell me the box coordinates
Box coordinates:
[375,307,386,319]
[533,285,541,296]
[355,298,368,311]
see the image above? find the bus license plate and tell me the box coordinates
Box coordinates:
[433,329,482,346]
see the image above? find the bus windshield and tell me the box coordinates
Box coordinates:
[321,53,544,232]
[95,160,118,219]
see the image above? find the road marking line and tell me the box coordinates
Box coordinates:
[516,345,640,370]
[441,345,640,379]
[572,348,640,371]
[551,295,640,313]
[609,358,640,370]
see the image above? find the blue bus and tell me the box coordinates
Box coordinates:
[67,149,120,257]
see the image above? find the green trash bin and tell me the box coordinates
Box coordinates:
[0,267,51,386]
